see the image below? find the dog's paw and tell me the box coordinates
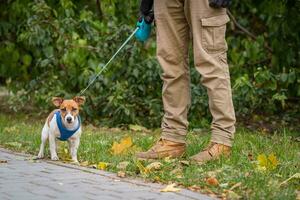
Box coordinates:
[51,155,59,161]
[36,153,44,159]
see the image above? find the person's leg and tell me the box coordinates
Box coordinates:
[185,0,236,163]
[137,0,190,159]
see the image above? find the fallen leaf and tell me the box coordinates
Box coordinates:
[129,124,146,132]
[188,185,201,192]
[257,153,278,171]
[111,136,133,155]
[164,157,175,163]
[220,183,229,188]
[179,160,190,166]
[117,161,130,170]
[229,182,242,191]
[206,169,222,177]
[146,162,162,171]
[97,162,108,170]
[80,161,89,167]
[154,176,161,182]
[160,183,181,192]
[257,154,268,170]
[136,161,150,175]
[268,153,278,169]
[0,160,8,163]
[206,177,219,186]
[117,171,126,178]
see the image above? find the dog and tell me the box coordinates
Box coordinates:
[37,96,85,163]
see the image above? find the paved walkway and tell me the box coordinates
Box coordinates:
[0,148,213,200]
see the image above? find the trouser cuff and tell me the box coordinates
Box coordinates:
[161,131,186,144]
[211,132,233,147]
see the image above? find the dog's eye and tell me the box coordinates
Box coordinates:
[61,108,66,112]
[72,107,77,111]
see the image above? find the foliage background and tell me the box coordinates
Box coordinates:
[0,0,299,129]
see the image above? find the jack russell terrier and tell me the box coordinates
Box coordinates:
[37,96,85,163]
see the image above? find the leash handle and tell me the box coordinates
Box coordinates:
[78,27,139,96]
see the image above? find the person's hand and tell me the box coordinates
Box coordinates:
[139,0,154,24]
[209,0,231,8]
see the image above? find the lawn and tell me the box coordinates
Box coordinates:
[0,112,299,199]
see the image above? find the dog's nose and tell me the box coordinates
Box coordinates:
[66,117,72,123]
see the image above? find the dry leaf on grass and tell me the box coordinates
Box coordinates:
[117,171,126,178]
[164,157,175,163]
[80,161,89,167]
[188,185,201,192]
[129,124,149,132]
[111,136,133,155]
[136,161,150,175]
[179,160,190,166]
[160,183,181,192]
[206,177,219,186]
[229,182,242,191]
[97,162,108,170]
[257,153,278,171]
[146,162,162,171]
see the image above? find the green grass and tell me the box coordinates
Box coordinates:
[0,113,299,199]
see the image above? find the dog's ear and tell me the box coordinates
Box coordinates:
[73,96,85,106]
[52,97,64,107]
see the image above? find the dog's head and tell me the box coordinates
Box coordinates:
[52,96,85,124]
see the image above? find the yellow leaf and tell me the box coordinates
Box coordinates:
[80,161,89,167]
[268,153,278,170]
[136,161,150,175]
[257,154,268,168]
[160,183,181,192]
[111,136,133,155]
[117,171,126,178]
[257,153,278,171]
[145,162,162,171]
[97,162,108,170]
[129,124,150,132]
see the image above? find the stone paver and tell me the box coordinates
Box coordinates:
[0,148,214,200]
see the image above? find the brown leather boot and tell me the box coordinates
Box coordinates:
[191,142,231,164]
[136,139,186,160]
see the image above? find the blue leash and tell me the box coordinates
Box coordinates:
[78,27,139,96]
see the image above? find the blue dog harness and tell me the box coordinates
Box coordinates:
[55,111,81,141]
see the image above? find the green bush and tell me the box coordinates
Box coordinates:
[0,0,299,128]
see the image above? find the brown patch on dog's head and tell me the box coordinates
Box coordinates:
[52,96,85,124]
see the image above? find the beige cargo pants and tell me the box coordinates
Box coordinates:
[155,0,236,146]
